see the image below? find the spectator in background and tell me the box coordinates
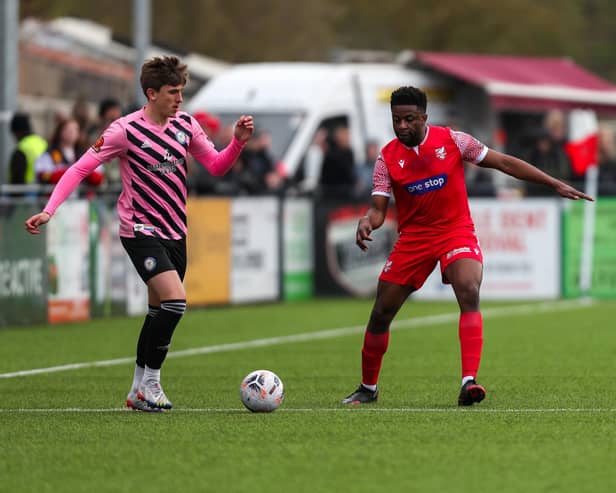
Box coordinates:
[297,127,328,194]
[319,125,356,199]
[36,118,103,187]
[88,99,123,143]
[202,122,259,195]
[187,111,223,195]
[222,155,261,195]
[194,111,222,145]
[544,109,568,146]
[71,96,93,154]
[241,129,284,194]
[7,112,47,185]
[525,128,572,196]
[355,139,380,198]
[88,99,124,184]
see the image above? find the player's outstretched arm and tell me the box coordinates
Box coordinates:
[478,149,594,201]
[356,195,389,251]
[24,153,105,234]
[191,115,254,176]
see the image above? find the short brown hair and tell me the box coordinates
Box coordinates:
[140,56,188,97]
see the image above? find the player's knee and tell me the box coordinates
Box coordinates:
[369,305,396,331]
[455,280,480,306]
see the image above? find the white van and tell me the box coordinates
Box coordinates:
[187,62,455,181]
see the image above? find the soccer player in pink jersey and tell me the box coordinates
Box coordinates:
[25,56,254,412]
[342,86,593,406]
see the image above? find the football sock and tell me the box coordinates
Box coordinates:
[459,311,483,380]
[143,365,161,384]
[361,331,390,386]
[145,299,186,370]
[136,305,159,368]
[130,364,145,395]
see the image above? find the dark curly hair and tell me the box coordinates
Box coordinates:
[390,86,427,111]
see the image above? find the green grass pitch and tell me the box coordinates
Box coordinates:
[1,298,615,492]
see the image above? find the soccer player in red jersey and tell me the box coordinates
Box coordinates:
[342,86,593,406]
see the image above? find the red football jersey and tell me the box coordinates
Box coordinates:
[375,126,487,236]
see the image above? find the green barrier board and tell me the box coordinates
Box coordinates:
[562,198,616,298]
[0,203,48,326]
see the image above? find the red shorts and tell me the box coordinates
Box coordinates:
[379,230,483,289]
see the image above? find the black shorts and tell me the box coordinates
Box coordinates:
[121,236,187,283]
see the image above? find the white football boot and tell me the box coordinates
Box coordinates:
[126,390,163,412]
[137,380,173,410]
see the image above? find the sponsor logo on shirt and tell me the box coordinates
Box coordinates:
[147,149,185,175]
[405,173,447,195]
[92,136,104,153]
[148,162,180,174]
[435,146,447,160]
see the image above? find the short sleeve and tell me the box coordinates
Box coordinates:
[87,119,126,163]
[372,155,391,196]
[450,129,489,164]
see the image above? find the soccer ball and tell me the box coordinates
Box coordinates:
[240,370,284,413]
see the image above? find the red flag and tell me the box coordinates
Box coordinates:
[565,110,598,176]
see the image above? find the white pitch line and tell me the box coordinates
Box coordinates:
[0,299,594,380]
[0,406,614,414]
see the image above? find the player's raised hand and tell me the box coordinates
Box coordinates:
[356,216,373,251]
[25,211,51,235]
[234,115,254,142]
[554,181,594,201]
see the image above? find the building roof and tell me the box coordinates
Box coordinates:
[413,51,616,113]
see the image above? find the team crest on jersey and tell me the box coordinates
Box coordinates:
[435,146,447,160]
[175,130,187,145]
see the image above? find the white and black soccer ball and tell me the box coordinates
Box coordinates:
[240,370,284,413]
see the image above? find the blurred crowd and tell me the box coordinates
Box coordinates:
[7,98,122,195]
[186,112,285,196]
[7,102,616,200]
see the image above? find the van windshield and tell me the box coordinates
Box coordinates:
[212,112,305,163]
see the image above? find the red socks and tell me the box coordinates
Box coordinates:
[361,331,390,386]
[360,313,482,386]
[459,311,483,378]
